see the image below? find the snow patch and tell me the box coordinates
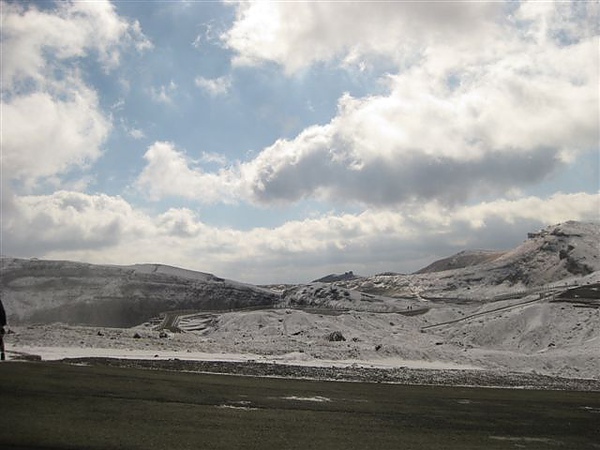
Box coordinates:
[282,396,331,403]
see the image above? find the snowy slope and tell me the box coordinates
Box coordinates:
[414,250,506,274]
[337,221,600,300]
[0,258,279,327]
[7,296,599,379]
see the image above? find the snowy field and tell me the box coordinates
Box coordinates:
[6,297,599,381]
[3,222,599,385]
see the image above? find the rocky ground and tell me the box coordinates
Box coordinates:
[58,357,600,392]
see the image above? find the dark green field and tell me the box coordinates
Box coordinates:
[0,362,599,450]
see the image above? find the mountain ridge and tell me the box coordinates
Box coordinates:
[414,249,506,274]
[1,220,598,325]
[309,221,600,300]
[2,221,599,381]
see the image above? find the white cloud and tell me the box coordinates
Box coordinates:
[195,75,232,97]
[1,0,151,89]
[137,37,597,206]
[1,0,151,187]
[139,1,597,208]
[150,81,178,104]
[2,191,150,254]
[223,1,598,75]
[134,142,240,203]
[3,81,110,187]
[200,151,229,166]
[3,189,598,283]
[222,1,501,74]
[128,128,146,140]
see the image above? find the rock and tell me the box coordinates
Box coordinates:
[327,331,346,342]
[133,332,142,339]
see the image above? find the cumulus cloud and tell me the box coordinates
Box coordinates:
[134,142,240,203]
[3,81,110,187]
[1,0,151,187]
[137,1,597,208]
[2,191,149,255]
[1,0,151,90]
[137,51,596,206]
[222,1,501,73]
[223,1,597,74]
[4,189,598,283]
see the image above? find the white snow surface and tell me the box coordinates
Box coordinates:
[5,302,599,379]
[5,345,479,371]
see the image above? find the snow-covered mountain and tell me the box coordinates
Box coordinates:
[0,259,278,327]
[1,221,598,325]
[334,221,600,300]
[3,221,599,380]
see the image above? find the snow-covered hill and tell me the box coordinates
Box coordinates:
[335,221,600,300]
[313,271,361,283]
[414,250,506,274]
[0,258,279,327]
[2,221,599,381]
[3,221,597,324]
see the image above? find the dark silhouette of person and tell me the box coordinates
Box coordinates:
[0,299,6,361]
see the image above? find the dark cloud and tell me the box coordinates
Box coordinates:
[250,145,562,207]
[2,192,127,258]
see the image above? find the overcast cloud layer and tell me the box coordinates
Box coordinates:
[1,1,598,283]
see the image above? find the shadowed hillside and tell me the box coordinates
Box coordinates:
[0,259,279,327]
[414,250,505,274]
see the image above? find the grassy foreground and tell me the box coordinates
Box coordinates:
[0,361,598,450]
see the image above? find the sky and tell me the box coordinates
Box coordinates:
[1,0,599,284]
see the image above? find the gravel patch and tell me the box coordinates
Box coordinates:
[61,357,600,392]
